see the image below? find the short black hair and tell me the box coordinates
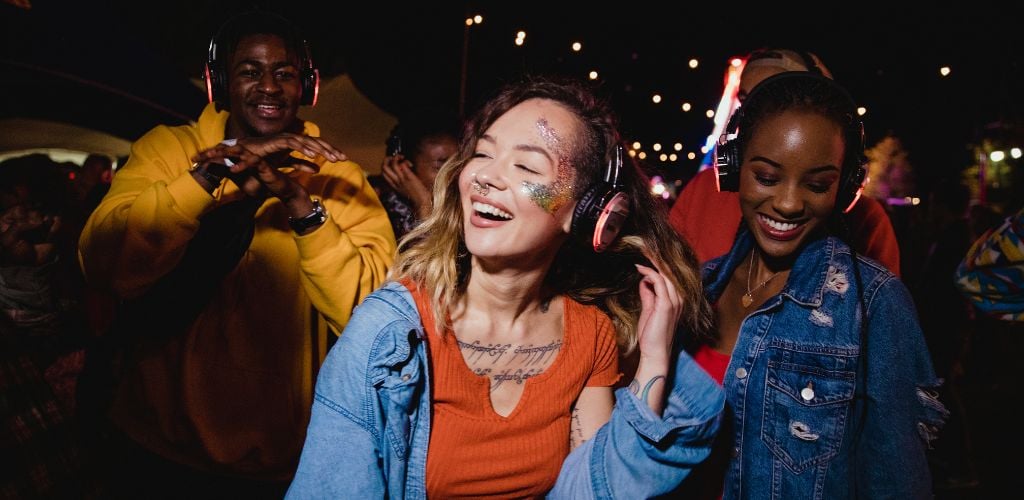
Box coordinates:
[736,72,862,183]
[214,10,307,67]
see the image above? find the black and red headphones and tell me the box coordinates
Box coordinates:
[714,72,867,214]
[203,12,320,107]
[571,145,631,252]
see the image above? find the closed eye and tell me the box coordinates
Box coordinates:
[516,164,540,175]
[807,182,832,194]
[755,175,778,186]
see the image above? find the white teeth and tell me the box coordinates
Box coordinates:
[472,201,513,220]
[759,215,800,232]
[257,104,280,110]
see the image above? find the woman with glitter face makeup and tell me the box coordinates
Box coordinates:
[682,72,946,499]
[287,78,724,498]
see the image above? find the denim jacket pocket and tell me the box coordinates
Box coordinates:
[378,350,423,461]
[761,348,856,473]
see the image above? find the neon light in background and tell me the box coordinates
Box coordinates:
[698,58,745,171]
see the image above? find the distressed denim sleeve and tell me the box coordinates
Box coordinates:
[550,348,724,499]
[857,275,948,499]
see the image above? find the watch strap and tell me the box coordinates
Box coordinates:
[288,198,328,233]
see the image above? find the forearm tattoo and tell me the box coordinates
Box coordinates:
[629,376,666,405]
[569,407,584,448]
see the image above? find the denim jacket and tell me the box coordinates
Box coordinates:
[702,231,947,500]
[286,281,724,499]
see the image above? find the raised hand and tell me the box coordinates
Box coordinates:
[630,252,683,416]
[194,133,344,168]
[191,133,346,202]
[635,261,682,363]
[0,204,59,266]
[380,154,432,217]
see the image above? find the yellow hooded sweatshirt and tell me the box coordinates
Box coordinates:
[78,103,396,479]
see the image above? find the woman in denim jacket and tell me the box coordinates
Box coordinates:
[287,78,724,498]
[681,72,947,499]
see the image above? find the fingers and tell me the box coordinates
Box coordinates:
[274,135,344,163]
[289,158,321,174]
[638,246,683,314]
[635,263,682,322]
[232,134,339,162]
[382,157,419,194]
[190,134,346,169]
[191,143,245,165]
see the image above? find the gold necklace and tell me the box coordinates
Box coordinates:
[743,250,781,308]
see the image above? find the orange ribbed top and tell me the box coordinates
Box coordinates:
[409,286,620,498]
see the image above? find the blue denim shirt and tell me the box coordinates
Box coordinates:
[702,231,947,500]
[286,281,725,499]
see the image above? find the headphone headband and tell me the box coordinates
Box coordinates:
[714,71,867,213]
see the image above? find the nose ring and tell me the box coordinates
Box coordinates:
[471,173,490,196]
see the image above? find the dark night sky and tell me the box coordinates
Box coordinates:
[3,0,1021,188]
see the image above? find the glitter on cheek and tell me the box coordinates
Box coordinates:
[521,156,575,214]
[526,117,576,214]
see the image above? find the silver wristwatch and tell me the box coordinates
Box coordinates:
[288,198,328,234]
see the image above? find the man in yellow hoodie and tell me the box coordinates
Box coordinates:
[78,11,395,496]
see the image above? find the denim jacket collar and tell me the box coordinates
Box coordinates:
[703,229,839,309]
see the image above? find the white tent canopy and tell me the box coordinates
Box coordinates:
[300,74,396,176]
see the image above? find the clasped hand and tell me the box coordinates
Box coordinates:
[191,133,345,202]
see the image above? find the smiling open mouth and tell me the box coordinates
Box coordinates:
[472,201,513,221]
[758,214,802,232]
[757,214,807,240]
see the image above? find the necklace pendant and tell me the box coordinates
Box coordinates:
[741,293,754,308]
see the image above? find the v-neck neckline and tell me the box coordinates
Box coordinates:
[446,297,571,420]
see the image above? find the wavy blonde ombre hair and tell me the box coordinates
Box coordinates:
[391,77,711,353]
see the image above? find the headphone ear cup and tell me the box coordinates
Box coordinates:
[206,61,228,105]
[714,139,741,192]
[298,38,319,106]
[301,68,320,106]
[571,185,601,241]
[838,161,867,213]
[204,63,216,104]
[571,184,630,252]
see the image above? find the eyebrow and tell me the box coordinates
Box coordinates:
[479,134,555,163]
[749,156,839,173]
[234,59,298,70]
